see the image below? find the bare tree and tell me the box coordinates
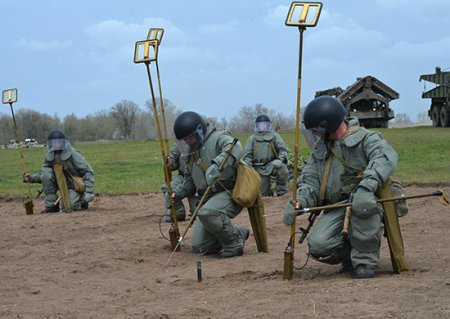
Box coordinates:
[219,117,228,131]
[15,109,60,144]
[145,98,182,139]
[111,100,140,140]
[394,113,412,125]
[0,114,14,145]
[417,112,431,124]
[228,103,295,132]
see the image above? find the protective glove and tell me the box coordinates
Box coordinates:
[351,191,379,218]
[23,173,30,183]
[205,164,220,185]
[272,159,283,169]
[283,199,299,225]
[280,152,289,164]
[84,192,95,203]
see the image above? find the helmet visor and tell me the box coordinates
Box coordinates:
[48,138,67,151]
[174,125,204,156]
[301,123,324,150]
[255,121,272,133]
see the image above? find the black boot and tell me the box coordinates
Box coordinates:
[218,228,249,259]
[353,264,375,279]
[41,205,59,213]
[338,259,354,273]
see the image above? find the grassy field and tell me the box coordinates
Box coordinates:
[1,126,449,197]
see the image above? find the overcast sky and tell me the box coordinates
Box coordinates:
[1,0,449,122]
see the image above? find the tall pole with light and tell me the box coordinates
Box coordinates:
[283,1,322,280]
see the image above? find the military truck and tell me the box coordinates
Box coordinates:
[315,76,399,128]
[419,66,450,127]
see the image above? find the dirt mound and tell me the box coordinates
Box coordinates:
[1,186,449,318]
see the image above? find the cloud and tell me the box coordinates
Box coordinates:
[84,17,189,48]
[374,0,450,21]
[198,20,239,34]
[160,45,219,63]
[264,5,290,27]
[381,36,450,65]
[14,38,72,51]
[81,16,196,73]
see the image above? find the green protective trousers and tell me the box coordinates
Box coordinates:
[191,190,245,255]
[307,206,384,268]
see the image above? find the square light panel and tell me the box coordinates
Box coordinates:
[134,39,159,63]
[2,88,18,104]
[286,2,322,27]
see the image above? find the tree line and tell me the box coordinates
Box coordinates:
[0,99,297,145]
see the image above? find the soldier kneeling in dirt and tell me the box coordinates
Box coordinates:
[283,96,398,279]
[170,111,249,258]
[243,114,289,197]
[23,129,95,213]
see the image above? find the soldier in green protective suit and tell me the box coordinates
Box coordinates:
[161,143,199,222]
[171,111,249,258]
[243,114,289,197]
[283,96,398,279]
[23,129,95,213]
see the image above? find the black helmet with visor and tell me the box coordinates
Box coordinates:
[303,96,346,134]
[47,129,68,152]
[173,111,207,156]
[255,114,272,133]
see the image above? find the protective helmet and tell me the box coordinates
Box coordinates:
[47,129,68,151]
[303,96,347,134]
[255,114,272,133]
[173,111,207,155]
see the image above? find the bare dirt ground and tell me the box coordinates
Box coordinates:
[1,185,449,319]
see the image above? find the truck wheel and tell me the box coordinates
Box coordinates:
[440,107,450,127]
[431,105,442,127]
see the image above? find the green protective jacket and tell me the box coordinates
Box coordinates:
[172,123,242,199]
[297,117,398,208]
[30,142,95,195]
[297,117,398,266]
[243,130,289,176]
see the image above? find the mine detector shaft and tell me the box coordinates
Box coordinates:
[134,28,181,251]
[420,66,450,127]
[315,76,399,128]
[2,88,34,215]
[283,1,322,281]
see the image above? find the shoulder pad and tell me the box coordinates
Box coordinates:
[343,127,368,147]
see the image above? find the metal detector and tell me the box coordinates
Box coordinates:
[147,28,171,164]
[134,29,181,251]
[283,1,322,280]
[2,88,34,215]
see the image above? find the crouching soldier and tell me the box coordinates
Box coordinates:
[171,111,249,258]
[23,129,95,213]
[243,114,289,197]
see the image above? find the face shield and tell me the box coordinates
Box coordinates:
[175,124,204,156]
[255,121,272,133]
[48,138,68,152]
[301,122,325,150]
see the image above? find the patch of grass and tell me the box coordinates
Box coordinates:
[1,127,449,197]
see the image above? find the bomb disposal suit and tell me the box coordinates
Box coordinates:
[27,130,95,212]
[284,96,398,278]
[171,111,249,258]
[243,114,289,197]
